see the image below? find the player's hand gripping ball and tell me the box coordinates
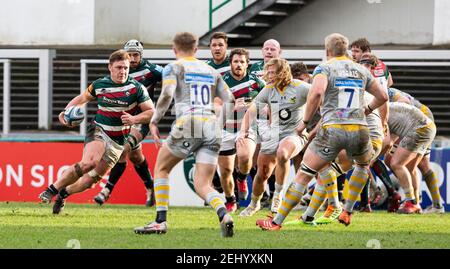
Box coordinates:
[64,106,85,127]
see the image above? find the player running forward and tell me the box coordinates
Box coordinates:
[94,39,163,207]
[218,48,265,212]
[38,50,155,214]
[134,32,235,237]
[239,58,310,217]
[386,102,437,214]
[256,33,388,230]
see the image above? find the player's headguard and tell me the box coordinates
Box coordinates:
[124,39,144,56]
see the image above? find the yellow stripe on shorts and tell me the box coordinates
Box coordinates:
[323,124,366,132]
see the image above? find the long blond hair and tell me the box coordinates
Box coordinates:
[263,58,292,90]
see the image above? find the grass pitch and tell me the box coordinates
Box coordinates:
[0,202,449,249]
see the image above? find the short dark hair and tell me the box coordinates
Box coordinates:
[350,38,371,52]
[173,32,198,53]
[229,48,249,63]
[210,32,228,44]
[290,62,309,78]
[109,49,131,65]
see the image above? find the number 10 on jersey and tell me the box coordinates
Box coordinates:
[190,83,211,106]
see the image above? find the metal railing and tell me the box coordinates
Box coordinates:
[2,48,450,139]
[77,48,450,137]
[0,49,55,133]
[209,0,247,30]
[1,59,11,135]
[79,59,109,136]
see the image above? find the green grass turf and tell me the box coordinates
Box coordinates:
[0,202,449,249]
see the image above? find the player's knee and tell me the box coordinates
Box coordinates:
[389,160,402,171]
[237,154,251,165]
[79,159,98,173]
[129,152,144,164]
[256,165,271,179]
[82,179,96,189]
[73,163,84,177]
[220,166,233,178]
[276,149,290,163]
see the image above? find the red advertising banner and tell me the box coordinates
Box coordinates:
[0,142,158,205]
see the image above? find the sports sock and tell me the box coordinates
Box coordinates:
[236,170,249,182]
[273,181,306,225]
[105,162,127,192]
[320,167,340,208]
[250,193,263,207]
[48,184,59,195]
[345,166,369,213]
[423,170,442,207]
[303,183,326,218]
[273,182,283,198]
[59,188,70,199]
[206,191,227,221]
[156,211,167,223]
[404,188,415,203]
[226,195,236,204]
[154,178,169,212]
[134,158,153,190]
[371,159,395,195]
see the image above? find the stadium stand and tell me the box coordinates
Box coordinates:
[1,48,450,137]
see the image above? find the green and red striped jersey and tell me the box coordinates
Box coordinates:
[222,71,265,132]
[205,58,231,76]
[87,76,150,145]
[129,60,163,101]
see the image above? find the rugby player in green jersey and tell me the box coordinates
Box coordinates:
[39,50,155,214]
[94,40,163,207]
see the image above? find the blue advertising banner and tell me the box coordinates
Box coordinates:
[424,147,450,211]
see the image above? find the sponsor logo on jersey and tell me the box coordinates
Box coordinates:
[185,73,215,84]
[279,108,291,121]
[102,97,128,106]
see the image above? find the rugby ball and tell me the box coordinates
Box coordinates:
[64,106,85,127]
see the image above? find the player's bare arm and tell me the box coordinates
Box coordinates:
[150,81,176,146]
[365,79,388,115]
[297,74,327,135]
